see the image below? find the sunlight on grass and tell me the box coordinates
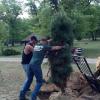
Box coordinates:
[74,40,100,58]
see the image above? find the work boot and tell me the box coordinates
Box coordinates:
[19,91,28,100]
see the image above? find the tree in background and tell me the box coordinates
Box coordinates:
[0,0,100,47]
[25,0,100,41]
[26,0,53,36]
[50,0,59,11]
[0,0,35,46]
[14,18,34,40]
[48,12,73,93]
[26,0,38,16]
[0,0,22,46]
[73,14,90,41]
[0,21,9,53]
[0,21,9,41]
[84,5,100,40]
[37,6,53,35]
[60,0,100,41]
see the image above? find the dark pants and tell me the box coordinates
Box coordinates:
[19,64,43,100]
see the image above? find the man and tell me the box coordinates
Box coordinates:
[20,35,38,97]
[19,37,64,100]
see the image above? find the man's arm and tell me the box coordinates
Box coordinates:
[24,45,33,54]
[51,46,64,50]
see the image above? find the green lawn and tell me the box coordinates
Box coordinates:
[0,40,100,58]
[74,40,100,58]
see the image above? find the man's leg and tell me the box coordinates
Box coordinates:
[22,64,28,74]
[19,66,34,100]
[22,64,31,91]
[31,65,43,100]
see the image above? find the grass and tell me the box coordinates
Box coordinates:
[0,62,49,89]
[74,40,100,58]
[0,40,100,58]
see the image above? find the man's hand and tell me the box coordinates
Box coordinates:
[47,39,52,43]
[24,45,33,54]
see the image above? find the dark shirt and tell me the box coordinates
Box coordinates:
[29,44,51,66]
[21,43,33,64]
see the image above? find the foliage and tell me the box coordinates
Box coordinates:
[51,11,73,45]
[84,5,100,40]
[2,48,20,56]
[26,0,38,15]
[73,14,90,40]
[50,0,59,11]
[14,18,34,40]
[0,21,9,41]
[0,0,22,43]
[0,0,100,43]
[0,0,36,45]
[48,12,73,92]
[60,0,100,40]
[30,4,53,36]
[0,0,100,53]
[38,6,53,35]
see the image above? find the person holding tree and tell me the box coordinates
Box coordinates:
[19,37,64,100]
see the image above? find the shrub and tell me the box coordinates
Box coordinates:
[48,11,73,92]
[2,48,20,56]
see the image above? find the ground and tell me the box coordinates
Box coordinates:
[0,61,49,100]
[0,62,24,100]
[0,59,99,100]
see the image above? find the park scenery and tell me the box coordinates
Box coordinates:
[0,0,100,100]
